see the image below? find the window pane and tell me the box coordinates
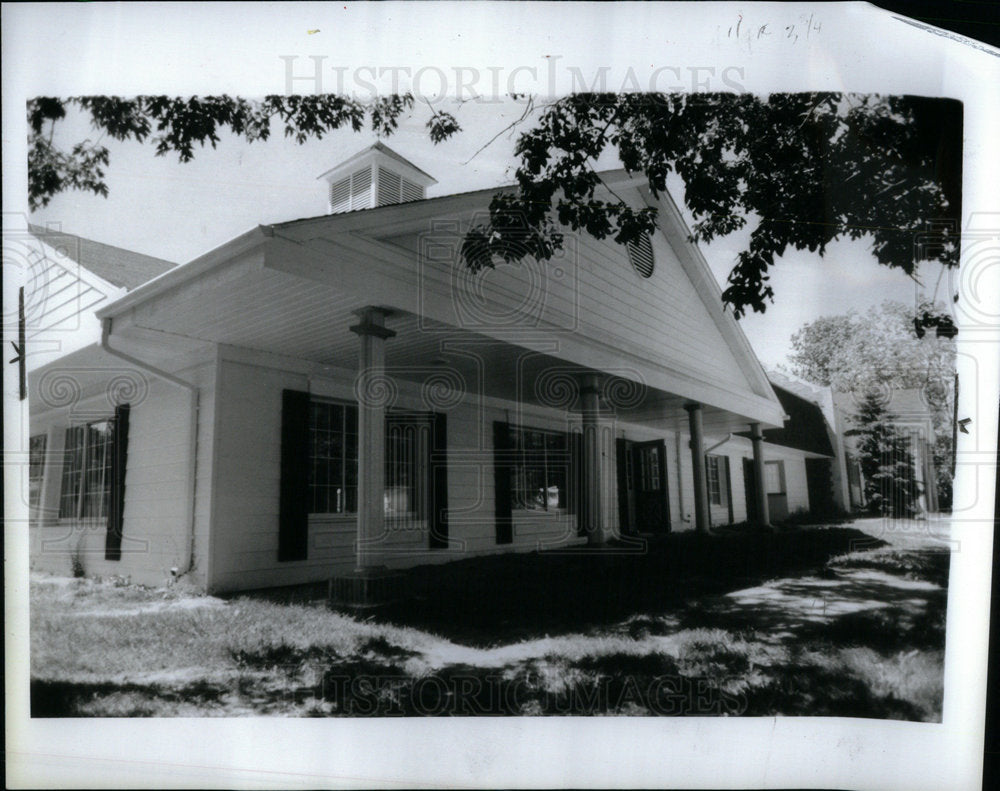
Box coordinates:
[511,426,569,511]
[82,421,113,519]
[546,432,566,451]
[309,401,356,514]
[765,461,784,494]
[640,447,660,490]
[59,427,84,518]
[547,459,567,509]
[29,434,47,510]
[386,423,415,515]
[706,455,721,505]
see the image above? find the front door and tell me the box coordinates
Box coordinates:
[632,439,670,533]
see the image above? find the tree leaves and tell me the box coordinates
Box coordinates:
[26,92,961,319]
[466,92,960,318]
[426,110,461,144]
[28,134,110,210]
[787,300,956,502]
[25,94,398,209]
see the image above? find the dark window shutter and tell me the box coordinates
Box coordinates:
[493,421,513,544]
[105,403,130,561]
[279,389,310,561]
[429,412,449,549]
[571,431,585,536]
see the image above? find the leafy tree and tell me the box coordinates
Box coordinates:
[851,393,922,517]
[27,94,460,210]
[787,299,956,508]
[787,300,956,408]
[27,92,961,319]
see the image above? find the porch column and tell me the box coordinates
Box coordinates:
[580,373,605,545]
[685,403,710,533]
[350,307,396,571]
[749,422,771,527]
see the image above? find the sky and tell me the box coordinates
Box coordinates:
[29,97,947,372]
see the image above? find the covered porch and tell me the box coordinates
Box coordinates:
[97,221,785,595]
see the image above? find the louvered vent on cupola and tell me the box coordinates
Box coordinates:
[319,142,437,215]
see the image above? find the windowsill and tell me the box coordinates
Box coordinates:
[513,508,569,516]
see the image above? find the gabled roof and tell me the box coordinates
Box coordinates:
[832,387,937,442]
[738,381,835,456]
[94,165,785,427]
[832,387,935,419]
[316,141,438,185]
[28,224,176,291]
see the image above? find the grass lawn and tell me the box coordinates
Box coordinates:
[30,519,950,719]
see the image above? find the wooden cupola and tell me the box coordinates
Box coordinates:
[318,141,437,214]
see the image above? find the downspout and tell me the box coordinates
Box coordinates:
[101,317,200,579]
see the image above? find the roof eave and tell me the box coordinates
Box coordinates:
[95,226,271,320]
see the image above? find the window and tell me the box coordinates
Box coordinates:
[706,454,723,505]
[511,427,569,511]
[308,401,358,515]
[307,400,430,518]
[846,454,862,488]
[624,445,635,491]
[626,235,655,278]
[638,444,661,491]
[29,434,47,510]
[385,416,431,518]
[59,421,115,519]
[764,460,786,494]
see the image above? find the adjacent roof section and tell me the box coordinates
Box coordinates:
[28,223,176,291]
[738,381,835,456]
[832,387,938,441]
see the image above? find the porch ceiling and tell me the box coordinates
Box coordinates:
[119,241,774,434]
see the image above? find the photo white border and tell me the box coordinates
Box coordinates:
[4,2,997,789]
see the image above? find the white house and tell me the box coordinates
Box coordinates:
[27,143,833,597]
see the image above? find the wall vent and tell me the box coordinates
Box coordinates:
[627,235,655,278]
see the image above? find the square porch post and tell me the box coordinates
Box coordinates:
[350,307,396,571]
[685,403,710,533]
[749,422,771,527]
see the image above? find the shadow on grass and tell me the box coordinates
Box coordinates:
[739,662,930,720]
[375,526,887,646]
[679,573,945,641]
[34,523,949,718]
[31,678,228,717]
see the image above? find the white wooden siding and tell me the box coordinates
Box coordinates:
[387,218,752,397]
[207,347,815,592]
[208,356,601,593]
[29,361,212,587]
